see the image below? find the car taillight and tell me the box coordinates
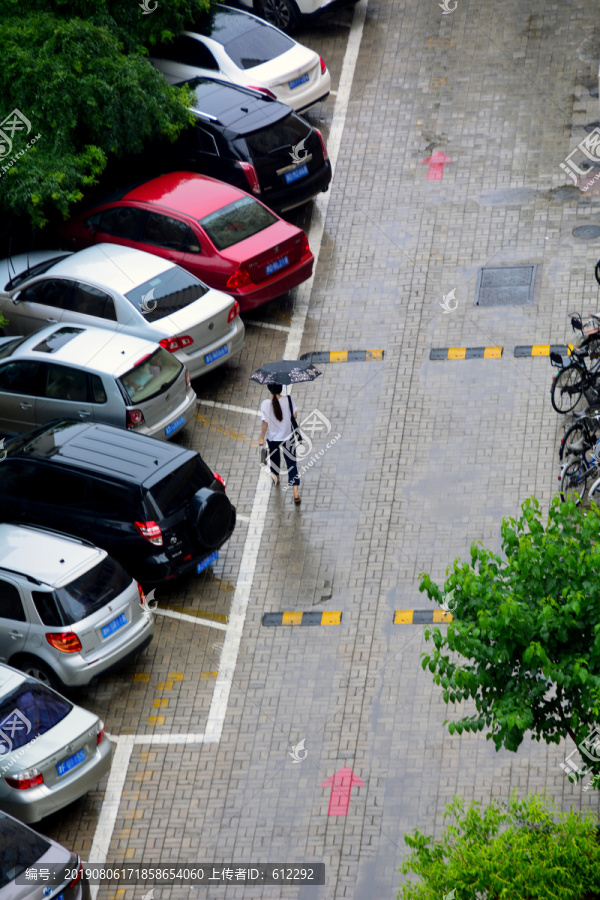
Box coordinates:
[248,85,277,100]
[96,720,105,745]
[159,336,194,352]
[46,632,82,653]
[135,521,163,546]
[226,268,252,289]
[126,409,145,429]
[213,471,226,489]
[5,768,43,790]
[319,56,327,75]
[239,161,261,195]
[314,127,328,161]
[301,233,310,255]
[138,582,145,604]
[68,859,83,888]
[185,368,191,389]
[228,301,240,323]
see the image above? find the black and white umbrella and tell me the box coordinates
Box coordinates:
[250,359,322,386]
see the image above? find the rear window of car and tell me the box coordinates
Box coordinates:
[5,255,71,291]
[0,816,51,889]
[224,25,293,69]
[237,114,309,158]
[148,456,214,515]
[0,681,71,753]
[119,347,183,404]
[31,556,132,627]
[200,196,278,250]
[124,268,208,324]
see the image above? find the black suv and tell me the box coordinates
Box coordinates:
[0,421,236,584]
[165,77,332,214]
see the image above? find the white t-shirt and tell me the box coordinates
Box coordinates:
[261,395,297,442]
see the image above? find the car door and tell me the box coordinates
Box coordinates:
[137,211,203,269]
[59,280,119,333]
[0,579,30,663]
[86,205,146,250]
[36,362,96,426]
[8,278,73,336]
[0,359,42,431]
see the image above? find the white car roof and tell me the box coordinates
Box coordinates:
[0,524,107,588]
[18,324,164,378]
[0,663,26,694]
[42,244,176,295]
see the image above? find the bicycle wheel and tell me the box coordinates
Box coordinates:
[551,365,585,413]
[559,458,590,503]
[584,375,600,407]
[588,473,600,506]
[580,333,600,360]
[559,420,596,461]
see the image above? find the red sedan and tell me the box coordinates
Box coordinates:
[61,172,314,312]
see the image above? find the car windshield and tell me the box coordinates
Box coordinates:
[224,25,293,69]
[119,347,183,404]
[125,268,208,324]
[200,196,277,250]
[31,556,132,627]
[148,456,214,516]
[5,255,70,291]
[237,114,308,157]
[0,816,51,889]
[0,681,71,753]
[0,336,28,361]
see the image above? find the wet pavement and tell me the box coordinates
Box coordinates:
[38,0,600,897]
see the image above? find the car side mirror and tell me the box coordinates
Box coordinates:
[12,293,21,305]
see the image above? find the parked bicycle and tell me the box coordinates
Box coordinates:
[558,433,600,502]
[559,410,600,460]
[550,345,600,413]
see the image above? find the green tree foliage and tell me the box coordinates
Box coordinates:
[0,0,210,227]
[398,793,600,900]
[420,497,600,771]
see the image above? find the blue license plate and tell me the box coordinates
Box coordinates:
[289,72,309,90]
[265,255,289,276]
[204,344,229,365]
[285,164,309,184]
[57,748,86,777]
[165,415,186,437]
[101,612,127,639]
[197,551,219,574]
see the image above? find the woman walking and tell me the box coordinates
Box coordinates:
[258,383,301,504]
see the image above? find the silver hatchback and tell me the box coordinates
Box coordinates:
[0,663,112,823]
[0,323,197,440]
[0,523,154,689]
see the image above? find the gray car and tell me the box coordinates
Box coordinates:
[0,323,197,440]
[0,523,154,690]
[0,809,90,900]
[0,663,112,823]
[0,244,245,380]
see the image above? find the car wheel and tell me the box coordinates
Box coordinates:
[15,657,62,691]
[187,487,234,549]
[259,0,300,33]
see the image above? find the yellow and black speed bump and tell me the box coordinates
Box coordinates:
[263,611,342,626]
[514,344,571,357]
[393,610,453,624]
[299,350,384,363]
[430,347,502,360]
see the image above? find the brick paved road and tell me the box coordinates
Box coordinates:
[41,1,600,898]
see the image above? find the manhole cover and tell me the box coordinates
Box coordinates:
[474,265,537,307]
[573,225,600,239]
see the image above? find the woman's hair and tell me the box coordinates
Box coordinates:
[268,383,283,421]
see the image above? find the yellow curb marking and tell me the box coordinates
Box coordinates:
[282,611,303,625]
[433,610,453,623]
[330,350,348,362]
[148,716,165,726]
[448,348,466,360]
[483,347,502,358]
[394,610,414,624]
[133,673,150,682]
[322,611,342,625]
[366,349,384,361]
[152,699,169,708]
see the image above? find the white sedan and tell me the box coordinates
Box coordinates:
[149,5,330,113]
[0,244,245,380]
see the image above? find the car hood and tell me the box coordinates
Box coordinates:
[0,251,72,295]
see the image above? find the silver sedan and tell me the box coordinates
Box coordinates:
[0,244,245,380]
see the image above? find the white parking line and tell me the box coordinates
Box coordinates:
[151,607,228,631]
[199,400,260,416]
[236,514,250,523]
[87,2,366,873]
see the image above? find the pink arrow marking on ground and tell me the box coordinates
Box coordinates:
[320,766,365,816]
[420,150,454,181]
